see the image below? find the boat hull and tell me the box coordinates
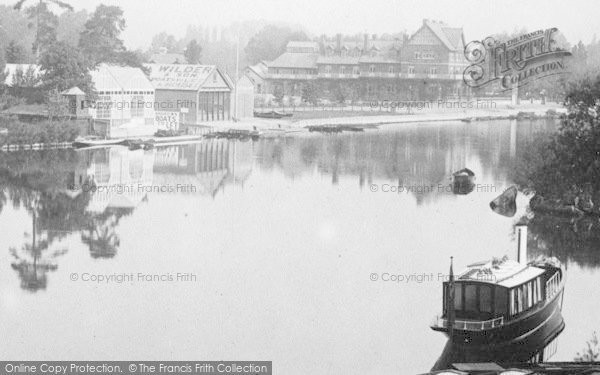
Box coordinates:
[432,288,564,345]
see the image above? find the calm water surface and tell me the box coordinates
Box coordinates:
[1,119,599,374]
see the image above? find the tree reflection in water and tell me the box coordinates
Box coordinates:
[4,189,70,292]
[81,207,133,259]
[0,149,138,290]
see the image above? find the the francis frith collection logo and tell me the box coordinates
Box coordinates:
[463,28,572,91]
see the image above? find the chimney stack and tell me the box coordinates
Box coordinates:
[516,223,528,265]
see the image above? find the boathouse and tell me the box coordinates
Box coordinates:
[89,64,156,138]
[145,64,234,125]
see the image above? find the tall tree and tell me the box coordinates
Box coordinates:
[5,40,29,63]
[184,39,202,64]
[78,4,126,66]
[39,40,93,93]
[0,50,7,94]
[150,31,179,53]
[13,0,73,59]
[245,25,309,64]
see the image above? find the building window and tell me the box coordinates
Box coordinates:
[353,66,359,75]
[388,65,394,74]
[131,95,144,118]
[340,66,345,75]
[387,84,394,94]
[429,67,438,75]
[369,65,375,73]
[96,95,111,119]
[408,66,415,74]
[325,65,332,73]
[414,52,421,59]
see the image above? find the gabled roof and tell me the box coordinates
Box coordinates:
[144,64,232,91]
[268,53,319,69]
[246,62,269,79]
[90,64,154,92]
[411,20,464,51]
[61,87,86,96]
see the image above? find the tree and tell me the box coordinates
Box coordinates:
[575,332,599,362]
[301,82,318,104]
[13,0,73,59]
[5,41,29,63]
[115,49,148,70]
[39,40,93,93]
[56,9,87,46]
[45,89,70,120]
[184,39,202,64]
[150,32,179,53]
[0,51,7,94]
[78,4,126,66]
[245,25,308,64]
[515,73,600,205]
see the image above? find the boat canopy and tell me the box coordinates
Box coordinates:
[497,266,546,288]
[457,257,544,288]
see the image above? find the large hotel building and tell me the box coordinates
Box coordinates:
[254,19,471,102]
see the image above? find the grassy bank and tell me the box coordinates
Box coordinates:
[0,117,80,146]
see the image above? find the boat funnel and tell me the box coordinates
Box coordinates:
[516,223,528,265]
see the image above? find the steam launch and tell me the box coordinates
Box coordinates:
[430,223,565,344]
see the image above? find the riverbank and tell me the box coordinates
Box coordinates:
[205,101,566,132]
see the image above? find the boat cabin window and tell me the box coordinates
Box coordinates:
[444,282,507,318]
[453,284,462,311]
[509,276,543,317]
[479,285,492,313]
[465,285,477,312]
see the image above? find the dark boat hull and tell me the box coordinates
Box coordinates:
[432,288,564,345]
[432,310,565,371]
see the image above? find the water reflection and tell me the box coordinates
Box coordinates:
[1,120,599,372]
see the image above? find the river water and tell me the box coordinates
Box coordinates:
[1,119,599,374]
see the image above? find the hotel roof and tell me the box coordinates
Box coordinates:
[413,20,464,51]
[268,53,319,69]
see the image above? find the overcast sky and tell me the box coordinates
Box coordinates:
[1,0,598,49]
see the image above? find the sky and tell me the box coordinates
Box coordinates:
[1,0,599,49]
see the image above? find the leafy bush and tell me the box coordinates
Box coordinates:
[0,118,80,146]
[515,73,600,202]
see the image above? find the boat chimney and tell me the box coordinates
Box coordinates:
[516,223,528,265]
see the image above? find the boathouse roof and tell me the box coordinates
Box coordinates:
[90,64,154,93]
[458,258,545,288]
[144,64,233,92]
